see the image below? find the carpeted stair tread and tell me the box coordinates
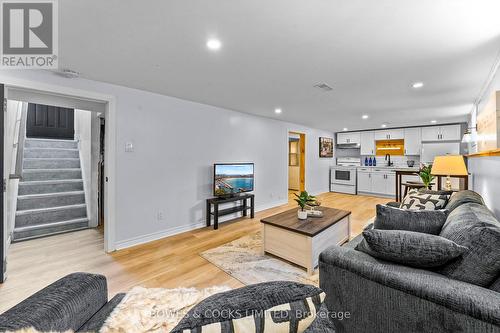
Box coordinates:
[22,168,82,181]
[18,179,84,195]
[17,191,85,210]
[24,138,78,149]
[12,218,89,242]
[15,204,87,227]
[23,158,80,169]
[24,147,79,158]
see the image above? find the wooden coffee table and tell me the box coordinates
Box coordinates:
[260,207,351,275]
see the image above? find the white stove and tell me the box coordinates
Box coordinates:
[330,158,360,194]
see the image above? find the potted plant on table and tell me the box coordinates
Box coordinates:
[294,191,316,220]
[419,164,435,189]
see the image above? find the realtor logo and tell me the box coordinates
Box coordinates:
[1,0,58,68]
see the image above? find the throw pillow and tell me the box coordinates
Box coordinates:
[356,229,468,268]
[444,190,485,213]
[438,202,500,287]
[171,281,326,333]
[374,204,448,235]
[400,189,449,210]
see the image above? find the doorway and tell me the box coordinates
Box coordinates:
[1,83,115,283]
[26,104,75,139]
[288,131,305,198]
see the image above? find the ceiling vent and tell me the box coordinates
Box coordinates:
[313,82,333,91]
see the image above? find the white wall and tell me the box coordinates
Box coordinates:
[0,70,334,249]
[468,156,500,218]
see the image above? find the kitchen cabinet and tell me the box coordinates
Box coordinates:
[422,125,461,141]
[360,132,375,155]
[357,169,396,196]
[374,129,404,141]
[337,132,361,145]
[404,128,421,155]
[371,173,387,194]
[357,171,372,192]
[440,125,462,141]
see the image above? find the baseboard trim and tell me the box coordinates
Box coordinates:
[114,198,289,251]
[115,222,206,250]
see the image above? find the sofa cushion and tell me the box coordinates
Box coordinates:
[400,189,449,210]
[374,204,448,235]
[490,276,500,293]
[356,229,467,268]
[438,203,500,287]
[0,273,107,332]
[444,190,484,212]
[171,281,325,333]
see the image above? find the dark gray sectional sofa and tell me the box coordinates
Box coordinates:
[319,190,500,333]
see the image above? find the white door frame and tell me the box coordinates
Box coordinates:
[1,77,117,252]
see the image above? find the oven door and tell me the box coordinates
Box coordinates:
[331,168,356,186]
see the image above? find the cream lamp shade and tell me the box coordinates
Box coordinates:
[431,155,468,176]
[431,155,468,191]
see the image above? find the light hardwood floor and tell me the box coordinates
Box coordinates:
[0,192,389,313]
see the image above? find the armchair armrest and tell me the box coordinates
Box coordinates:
[0,273,108,332]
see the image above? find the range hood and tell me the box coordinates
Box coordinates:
[336,143,360,149]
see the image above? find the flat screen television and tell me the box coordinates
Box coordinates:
[214,163,254,197]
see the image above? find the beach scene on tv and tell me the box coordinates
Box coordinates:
[214,164,254,196]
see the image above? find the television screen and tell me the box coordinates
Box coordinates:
[214,163,254,196]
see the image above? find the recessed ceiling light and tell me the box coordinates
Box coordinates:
[381,123,387,128]
[206,38,222,51]
[362,115,369,119]
[412,82,424,89]
[430,120,437,124]
[274,108,282,114]
[342,128,348,131]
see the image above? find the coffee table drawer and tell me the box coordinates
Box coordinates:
[262,224,310,268]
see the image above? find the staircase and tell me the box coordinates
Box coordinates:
[13,138,89,241]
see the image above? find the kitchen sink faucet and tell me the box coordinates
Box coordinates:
[385,154,394,167]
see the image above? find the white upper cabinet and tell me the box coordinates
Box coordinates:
[360,132,375,155]
[404,127,421,155]
[374,129,404,140]
[337,132,361,144]
[422,125,461,141]
[440,125,462,141]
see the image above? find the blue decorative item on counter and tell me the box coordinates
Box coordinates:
[365,157,369,166]
[373,157,377,166]
[369,157,373,166]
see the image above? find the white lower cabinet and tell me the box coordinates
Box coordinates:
[357,172,371,192]
[357,169,396,196]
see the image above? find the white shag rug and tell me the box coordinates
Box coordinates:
[200,231,319,286]
[100,285,231,333]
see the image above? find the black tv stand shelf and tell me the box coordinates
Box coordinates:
[206,193,255,230]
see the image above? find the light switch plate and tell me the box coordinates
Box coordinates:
[125,142,134,152]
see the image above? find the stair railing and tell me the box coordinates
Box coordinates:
[11,102,27,180]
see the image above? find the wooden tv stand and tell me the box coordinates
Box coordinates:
[206,193,255,230]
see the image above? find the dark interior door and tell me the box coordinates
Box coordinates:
[1,84,5,283]
[26,103,75,139]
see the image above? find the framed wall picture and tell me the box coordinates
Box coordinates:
[319,137,333,158]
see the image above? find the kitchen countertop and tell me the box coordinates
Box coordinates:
[357,166,420,172]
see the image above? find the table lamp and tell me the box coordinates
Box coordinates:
[431,155,468,191]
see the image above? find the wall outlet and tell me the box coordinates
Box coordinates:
[157,211,164,221]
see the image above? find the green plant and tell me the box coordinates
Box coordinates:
[294,191,316,211]
[419,164,435,189]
